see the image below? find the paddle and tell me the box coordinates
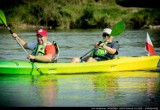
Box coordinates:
[80,21,125,60]
[0,10,29,55]
[0,9,42,75]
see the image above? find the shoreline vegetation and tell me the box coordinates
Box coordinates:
[0,0,160,31]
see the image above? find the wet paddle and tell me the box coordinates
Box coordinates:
[0,9,43,75]
[80,21,125,60]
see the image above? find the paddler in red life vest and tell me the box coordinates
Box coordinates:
[71,28,119,63]
[12,29,59,63]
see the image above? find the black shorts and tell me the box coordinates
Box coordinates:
[80,57,107,62]
[93,57,108,61]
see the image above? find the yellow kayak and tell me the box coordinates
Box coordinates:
[0,55,159,75]
[48,55,160,74]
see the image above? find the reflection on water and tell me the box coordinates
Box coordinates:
[0,71,159,107]
[31,75,58,107]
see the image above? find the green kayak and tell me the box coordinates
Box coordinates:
[0,55,160,75]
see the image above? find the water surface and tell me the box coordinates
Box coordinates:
[0,29,160,107]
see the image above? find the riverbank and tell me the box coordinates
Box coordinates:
[1,0,160,30]
[1,24,160,32]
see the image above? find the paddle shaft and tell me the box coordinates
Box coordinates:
[80,37,107,60]
[0,15,29,55]
[5,25,41,71]
[5,24,41,72]
[80,49,92,60]
[0,14,28,55]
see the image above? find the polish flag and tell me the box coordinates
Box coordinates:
[145,32,156,56]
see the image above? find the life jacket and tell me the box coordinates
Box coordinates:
[32,41,60,63]
[91,41,118,60]
[91,41,108,58]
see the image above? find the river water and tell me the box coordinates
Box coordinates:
[0,29,160,108]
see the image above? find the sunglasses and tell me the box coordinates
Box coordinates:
[102,33,110,38]
[36,34,43,38]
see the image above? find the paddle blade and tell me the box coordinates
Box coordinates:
[110,21,125,37]
[0,9,7,25]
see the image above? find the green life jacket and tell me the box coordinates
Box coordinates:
[32,41,60,63]
[32,43,47,56]
[91,42,108,58]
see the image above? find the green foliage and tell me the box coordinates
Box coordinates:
[1,0,160,30]
[123,8,160,29]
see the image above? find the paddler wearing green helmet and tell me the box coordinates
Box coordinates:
[71,28,119,63]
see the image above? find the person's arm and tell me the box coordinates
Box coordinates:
[12,33,28,49]
[99,42,119,54]
[27,54,53,62]
[103,45,117,54]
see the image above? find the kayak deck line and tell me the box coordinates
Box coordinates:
[0,55,160,75]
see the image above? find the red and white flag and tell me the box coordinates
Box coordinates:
[145,32,156,56]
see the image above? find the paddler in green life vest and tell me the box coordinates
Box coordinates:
[71,28,119,63]
[12,29,59,63]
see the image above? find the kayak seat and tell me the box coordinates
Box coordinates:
[52,41,60,63]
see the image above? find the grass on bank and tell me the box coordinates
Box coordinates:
[1,0,160,30]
